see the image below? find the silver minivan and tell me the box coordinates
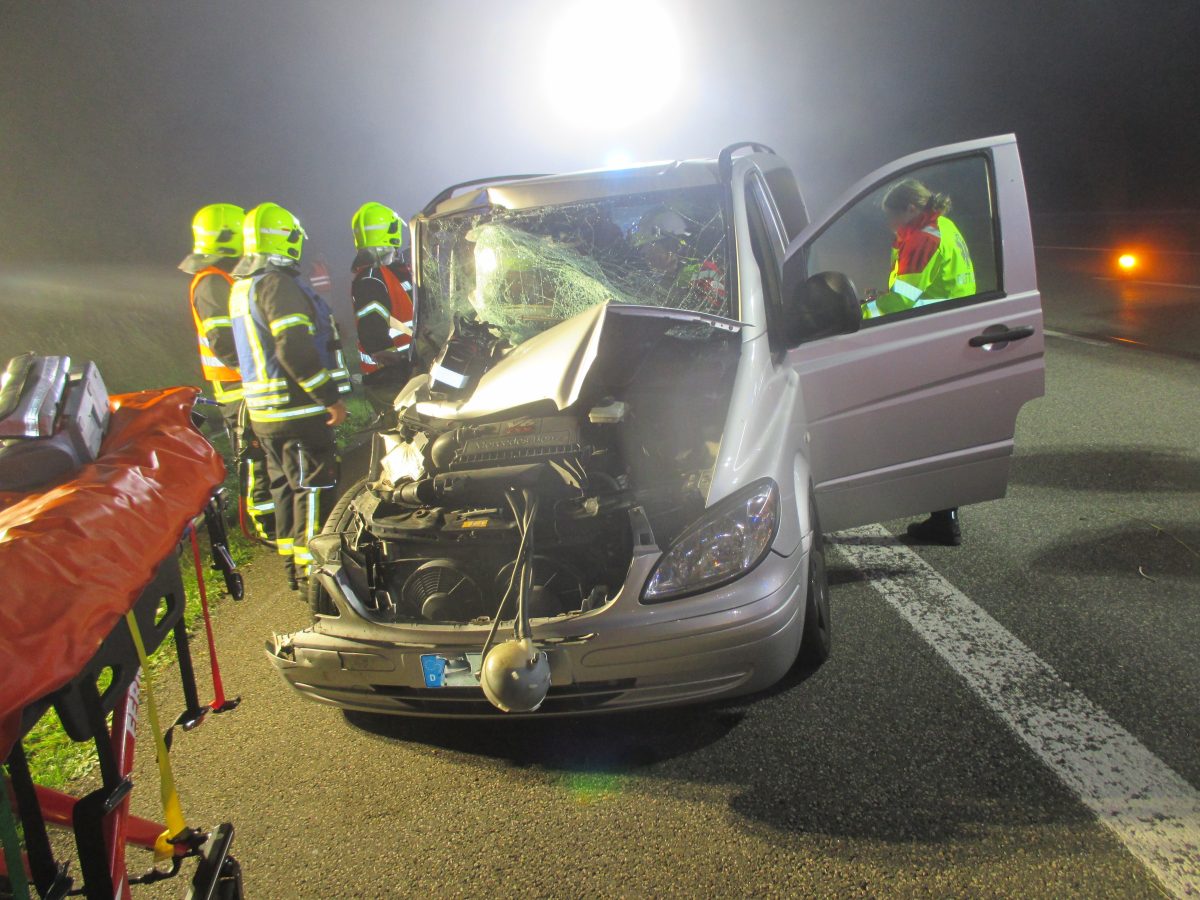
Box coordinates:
[268,135,1044,716]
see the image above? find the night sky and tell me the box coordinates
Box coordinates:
[2,0,1198,267]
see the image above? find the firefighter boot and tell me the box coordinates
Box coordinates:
[285,558,299,591]
[906,508,962,546]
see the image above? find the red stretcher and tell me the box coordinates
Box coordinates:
[0,387,244,898]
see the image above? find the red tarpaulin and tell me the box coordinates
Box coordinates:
[0,387,224,759]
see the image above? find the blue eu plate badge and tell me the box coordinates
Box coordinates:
[420,653,483,688]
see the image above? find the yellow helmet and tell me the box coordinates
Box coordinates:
[243,202,306,260]
[191,203,244,256]
[351,202,405,250]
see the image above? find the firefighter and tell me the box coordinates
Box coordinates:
[350,202,414,414]
[871,179,976,546]
[179,203,275,542]
[630,206,727,313]
[230,202,352,589]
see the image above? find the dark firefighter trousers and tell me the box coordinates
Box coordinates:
[219,400,275,541]
[258,421,339,577]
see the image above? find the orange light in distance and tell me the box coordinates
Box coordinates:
[1117,253,1138,271]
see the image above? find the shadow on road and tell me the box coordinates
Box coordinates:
[344,704,748,771]
[1011,447,1200,492]
[1030,521,1200,578]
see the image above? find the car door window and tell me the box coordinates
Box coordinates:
[804,154,999,324]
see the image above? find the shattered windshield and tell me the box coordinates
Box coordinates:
[413,185,732,363]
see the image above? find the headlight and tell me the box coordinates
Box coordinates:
[642,478,779,603]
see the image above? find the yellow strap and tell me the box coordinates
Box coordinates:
[124,611,189,859]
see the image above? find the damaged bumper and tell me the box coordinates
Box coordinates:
[265,550,807,717]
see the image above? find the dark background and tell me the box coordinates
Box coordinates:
[2,0,1198,268]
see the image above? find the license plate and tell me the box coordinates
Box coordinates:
[420,652,483,688]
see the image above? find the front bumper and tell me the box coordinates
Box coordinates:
[266,548,808,717]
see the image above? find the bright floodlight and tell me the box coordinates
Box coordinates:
[604,150,634,169]
[545,1,682,131]
[1117,253,1137,271]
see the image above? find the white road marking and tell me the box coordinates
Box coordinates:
[1037,245,1200,257]
[1094,276,1200,291]
[832,525,1200,898]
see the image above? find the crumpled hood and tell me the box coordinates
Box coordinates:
[407,302,743,422]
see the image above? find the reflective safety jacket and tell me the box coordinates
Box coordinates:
[863,213,976,319]
[189,265,243,403]
[352,261,413,375]
[229,265,351,428]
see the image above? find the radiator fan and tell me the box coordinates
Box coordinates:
[401,559,485,623]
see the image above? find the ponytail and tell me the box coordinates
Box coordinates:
[925,192,951,216]
[883,179,951,217]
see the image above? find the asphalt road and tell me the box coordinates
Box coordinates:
[130,256,1197,898]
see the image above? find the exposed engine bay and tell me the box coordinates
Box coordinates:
[317,304,741,637]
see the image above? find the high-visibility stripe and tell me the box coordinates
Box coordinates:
[892,279,923,302]
[249,404,327,422]
[269,313,314,336]
[299,369,331,390]
[211,380,243,403]
[358,264,413,375]
[922,226,942,238]
[277,538,294,557]
[232,279,272,386]
[356,302,390,319]
[243,377,288,392]
[190,267,241,383]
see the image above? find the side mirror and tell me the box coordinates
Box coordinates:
[784,270,862,345]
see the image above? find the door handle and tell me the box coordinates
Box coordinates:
[969,325,1035,348]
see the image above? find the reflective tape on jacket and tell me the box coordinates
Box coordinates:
[885,215,977,309]
[891,278,924,302]
[356,264,414,375]
[230,272,351,424]
[189,268,242,384]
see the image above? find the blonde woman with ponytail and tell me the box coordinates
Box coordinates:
[862,178,977,320]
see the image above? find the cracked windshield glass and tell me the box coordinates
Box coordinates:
[414,185,732,361]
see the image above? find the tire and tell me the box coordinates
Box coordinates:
[797,495,831,666]
[307,477,368,617]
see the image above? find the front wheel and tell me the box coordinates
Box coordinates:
[306,477,368,617]
[797,496,831,666]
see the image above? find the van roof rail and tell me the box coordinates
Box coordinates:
[717,142,777,182]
